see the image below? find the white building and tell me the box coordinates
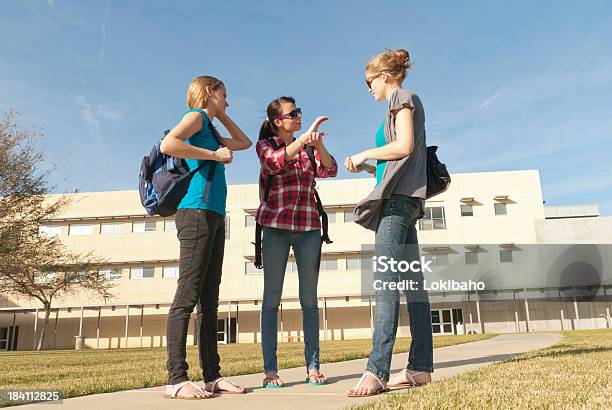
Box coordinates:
[1,170,611,350]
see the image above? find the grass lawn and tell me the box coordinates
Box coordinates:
[0,333,491,406]
[350,329,612,410]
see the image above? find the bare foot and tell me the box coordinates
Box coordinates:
[166,381,212,399]
[263,371,284,387]
[347,372,386,396]
[388,369,431,387]
[307,369,327,384]
[205,377,246,394]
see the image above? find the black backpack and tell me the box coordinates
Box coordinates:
[254,141,332,269]
[425,145,451,199]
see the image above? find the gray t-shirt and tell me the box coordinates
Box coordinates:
[353,88,427,231]
[384,88,427,198]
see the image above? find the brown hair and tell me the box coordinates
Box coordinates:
[258,96,296,140]
[365,49,412,84]
[186,75,225,109]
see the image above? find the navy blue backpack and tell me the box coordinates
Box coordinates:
[139,119,223,217]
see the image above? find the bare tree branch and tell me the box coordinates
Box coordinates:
[0,112,114,350]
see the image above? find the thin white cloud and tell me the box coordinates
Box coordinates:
[74,95,104,145]
[95,104,124,121]
[99,1,110,67]
[478,90,506,111]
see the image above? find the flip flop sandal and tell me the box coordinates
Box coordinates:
[305,374,328,385]
[346,371,389,397]
[387,369,429,387]
[206,376,246,394]
[164,381,211,400]
[263,375,284,388]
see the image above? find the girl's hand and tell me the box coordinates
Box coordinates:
[306,116,329,135]
[299,116,328,144]
[304,131,327,147]
[350,152,367,167]
[344,156,358,173]
[213,147,233,164]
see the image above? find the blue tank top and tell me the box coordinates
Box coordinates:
[177,109,227,216]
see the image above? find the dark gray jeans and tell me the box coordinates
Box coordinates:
[166,208,225,385]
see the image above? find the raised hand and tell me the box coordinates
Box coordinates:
[303,131,328,147]
[306,116,329,135]
[299,116,329,147]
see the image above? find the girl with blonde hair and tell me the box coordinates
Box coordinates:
[161,75,252,399]
[346,49,433,397]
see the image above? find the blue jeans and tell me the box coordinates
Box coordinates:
[366,194,433,380]
[261,227,321,373]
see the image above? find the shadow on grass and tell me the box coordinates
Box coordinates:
[509,346,612,362]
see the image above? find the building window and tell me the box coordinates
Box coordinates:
[326,212,336,224]
[130,267,155,279]
[133,220,156,233]
[39,225,62,237]
[424,253,449,266]
[100,222,124,235]
[465,252,479,265]
[98,269,122,280]
[460,205,473,217]
[163,266,179,278]
[245,262,263,274]
[225,217,230,239]
[494,203,507,215]
[346,256,362,270]
[500,250,513,263]
[0,327,8,350]
[343,210,354,223]
[164,219,176,232]
[419,206,446,230]
[245,215,256,227]
[69,224,93,236]
[320,258,338,271]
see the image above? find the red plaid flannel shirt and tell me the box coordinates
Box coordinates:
[255,136,338,231]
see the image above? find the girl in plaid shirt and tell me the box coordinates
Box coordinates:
[255,97,338,388]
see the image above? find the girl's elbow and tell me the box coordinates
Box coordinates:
[160,140,169,154]
[160,139,178,156]
[399,144,414,157]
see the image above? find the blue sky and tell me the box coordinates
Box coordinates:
[1,1,612,214]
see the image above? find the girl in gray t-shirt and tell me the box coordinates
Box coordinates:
[345,49,433,397]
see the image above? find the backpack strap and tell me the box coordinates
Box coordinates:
[305,146,332,244]
[190,110,227,201]
[255,137,280,269]
[201,118,224,202]
[263,137,280,202]
[254,222,264,269]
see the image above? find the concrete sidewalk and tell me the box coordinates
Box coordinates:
[19,333,561,410]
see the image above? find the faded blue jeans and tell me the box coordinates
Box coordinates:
[366,194,433,380]
[261,227,321,373]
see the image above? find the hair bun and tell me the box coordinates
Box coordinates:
[394,49,410,69]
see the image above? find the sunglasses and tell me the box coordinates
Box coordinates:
[278,107,302,120]
[365,72,384,89]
